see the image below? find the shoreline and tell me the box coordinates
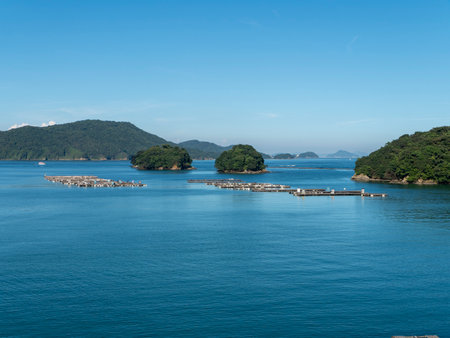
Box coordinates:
[351,174,439,185]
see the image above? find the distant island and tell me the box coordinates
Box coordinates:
[215,144,267,174]
[273,152,319,159]
[273,153,295,159]
[298,152,319,159]
[131,144,193,170]
[353,126,449,184]
[326,150,360,158]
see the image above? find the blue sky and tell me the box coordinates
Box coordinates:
[1,0,449,154]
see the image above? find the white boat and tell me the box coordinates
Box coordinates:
[38,162,46,166]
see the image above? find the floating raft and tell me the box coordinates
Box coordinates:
[188,179,387,197]
[45,176,146,188]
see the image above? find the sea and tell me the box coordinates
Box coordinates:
[0,159,449,337]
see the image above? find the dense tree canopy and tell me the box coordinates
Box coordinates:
[354,126,449,184]
[131,144,192,170]
[215,144,266,173]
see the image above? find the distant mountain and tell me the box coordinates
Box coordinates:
[298,152,319,159]
[178,140,232,160]
[0,120,171,160]
[326,150,360,158]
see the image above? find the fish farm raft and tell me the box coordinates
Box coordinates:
[45,176,146,188]
[188,179,387,197]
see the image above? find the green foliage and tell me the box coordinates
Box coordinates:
[298,152,319,158]
[274,153,295,159]
[355,126,449,184]
[215,144,266,173]
[0,120,171,160]
[178,140,233,159]
[131,144,192,170]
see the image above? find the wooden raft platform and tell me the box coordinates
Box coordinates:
[45,176,146,188]
[188,179,387,197]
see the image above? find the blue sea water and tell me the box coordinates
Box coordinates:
[0,159,449,337]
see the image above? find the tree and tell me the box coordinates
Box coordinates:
[215,144,266,173]
[131,144,192,170]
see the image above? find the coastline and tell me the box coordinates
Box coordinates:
[217,169,270,174]
[351,173,438,185]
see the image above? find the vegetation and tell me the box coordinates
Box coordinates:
[131,144,192,170]
[354,126,449,184]
[298,152,319,158]
[179,139,271,160]
[274,153,295,159]
[0,120,170,160]
[273,152,319,159]
[178,140,232,159]
[215,144,266,173]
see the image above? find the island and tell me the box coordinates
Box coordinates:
[352,126,449,184]
[131,144,193,170]
[274,153,295,159]
[327,150,360,158]
[273,152,319,159]
[215,144,267,174]
[298,152,319,159]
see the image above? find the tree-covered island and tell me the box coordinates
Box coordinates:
[353,126,449,184]
[131,144,193,170]
[215,144,267,173]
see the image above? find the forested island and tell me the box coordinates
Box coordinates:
[215,145,267,173]
[273,152,319,159]
[353,126,449,184]
[131,144,193,170]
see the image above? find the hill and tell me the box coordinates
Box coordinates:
[327,150,360,158]
[215,144,267,173]
[178,140,232,160]
[131,144,192,170]
[274,153,295,159]
[273,152,319,159]
[0,120,171,160]
[353,126,449,184]
[298,152,319,158]
[179,139,272,160]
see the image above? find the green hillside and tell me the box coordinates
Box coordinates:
[179,139,272,160]
[215,144,266,173]
[298,152,319,158]
[131,144,192,170]
[354,126,449,184]
[178,140,232,159]
[0,120,171,160]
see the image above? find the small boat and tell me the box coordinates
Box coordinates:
[38,162,46,166]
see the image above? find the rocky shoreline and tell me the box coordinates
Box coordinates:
[351,174,438,185]
[218,169,270,174]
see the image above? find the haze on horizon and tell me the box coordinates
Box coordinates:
[0,0,449,154]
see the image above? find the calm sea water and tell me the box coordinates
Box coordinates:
[0,159,449,337]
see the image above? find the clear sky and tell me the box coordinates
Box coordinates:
[1,0,449,154]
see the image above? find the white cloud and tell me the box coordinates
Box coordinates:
[41,120,56,127]
[8,121,57,130]
[346,35,360,52]
[259,113,279,119]
[8,123,30,130]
